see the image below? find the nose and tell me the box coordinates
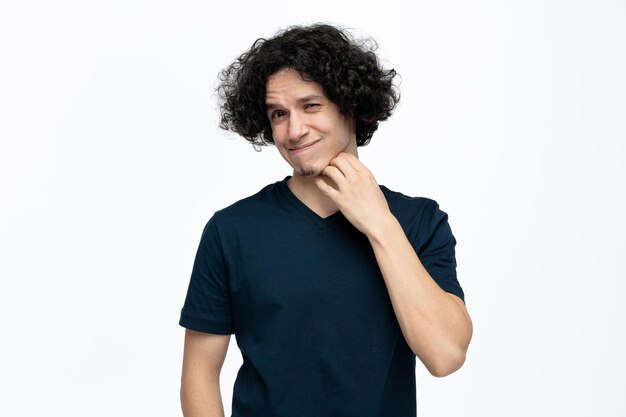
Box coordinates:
[287,111,309,140]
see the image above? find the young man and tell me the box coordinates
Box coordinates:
[180,24,472,417]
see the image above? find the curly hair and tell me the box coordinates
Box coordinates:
[217,24,400,147]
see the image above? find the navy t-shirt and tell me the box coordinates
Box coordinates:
[180,177,464,417]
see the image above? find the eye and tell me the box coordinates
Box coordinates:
[270,110,286,120]
[304,103,320,110]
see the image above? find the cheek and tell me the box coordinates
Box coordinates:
[271,125,285,143]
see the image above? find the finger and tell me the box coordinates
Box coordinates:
[330,155,357,177]
[336,152,368,173]
[321,165,347,188]
[314,176,339,198]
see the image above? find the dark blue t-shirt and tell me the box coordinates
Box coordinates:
[180,177,464,417]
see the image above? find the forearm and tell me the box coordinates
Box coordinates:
[180,375,225,417]
[367,214,473,377]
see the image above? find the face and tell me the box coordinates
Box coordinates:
[265,69,357,177]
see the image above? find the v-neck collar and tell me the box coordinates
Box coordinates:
[276,176,344,228]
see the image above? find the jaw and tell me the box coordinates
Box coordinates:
[279,146,327,178]
[297,168,318,177]
[279,131,359,178]
[291,159,324,177]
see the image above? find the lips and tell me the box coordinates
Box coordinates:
[289,139,321,153]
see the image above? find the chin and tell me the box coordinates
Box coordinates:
[299,169,318,177]
[293,162,323,177]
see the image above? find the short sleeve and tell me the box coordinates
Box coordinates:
[415,201,465,302]
[179,216,234,334]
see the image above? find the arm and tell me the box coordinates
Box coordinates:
[180,329,231,417]
[315,153,473,377]
[366,215,472,376]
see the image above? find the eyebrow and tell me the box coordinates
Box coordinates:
[265,94,325,110]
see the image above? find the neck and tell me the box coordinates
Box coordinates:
[287,174,339,218]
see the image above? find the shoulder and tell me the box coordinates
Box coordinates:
[380,185,440,220]
[200,179,292,243]
[212,180,283,223]
[380,185,450,240]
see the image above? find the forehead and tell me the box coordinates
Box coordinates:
[265,69,327,102]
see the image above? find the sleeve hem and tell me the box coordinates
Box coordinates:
[179,314,234,335]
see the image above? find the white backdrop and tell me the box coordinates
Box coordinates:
[1,1,625,416]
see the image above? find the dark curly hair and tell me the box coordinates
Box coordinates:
[217,24,400,147]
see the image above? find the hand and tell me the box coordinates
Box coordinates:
[314,153,394,237]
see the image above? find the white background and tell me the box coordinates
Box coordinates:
[1,1,625,416]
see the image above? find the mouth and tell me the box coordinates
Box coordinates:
[289,139,321,153]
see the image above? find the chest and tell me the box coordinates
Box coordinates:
[224,218,392,323]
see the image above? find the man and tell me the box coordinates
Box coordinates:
[180,24,472,417]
